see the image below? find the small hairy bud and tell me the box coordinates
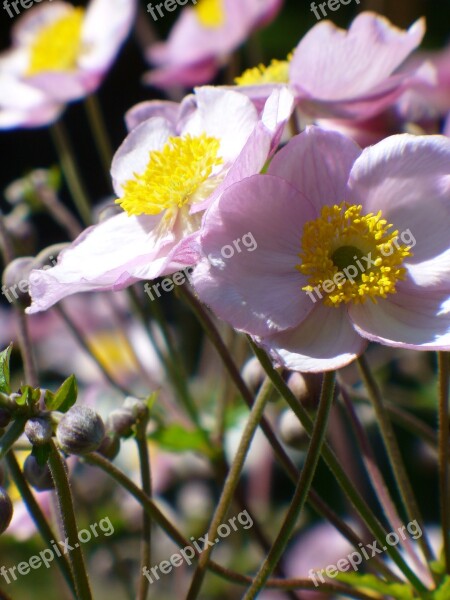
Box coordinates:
[123,397,149,423]
[25,417,53,446]
[279,409,308,450]
[24,455,55,492]
[0,487,13,535]
[106,409,135,438]
[56,406,105,455]
[241,357,265,393]
[97,433,121,460]
[287,372,322,409]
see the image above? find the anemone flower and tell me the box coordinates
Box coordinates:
[0,0,136,128]
[192,126,450,372]
[26,87,293,313]
[145,0,283,89]
[232,12,427,120]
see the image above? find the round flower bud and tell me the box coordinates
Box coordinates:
[123,397,149,423]
[56,406,105,455]
[279,409,309,451]
[106,409,135,438]
[0,487,13,535]
[0,408,11,429]
[287,372,322,409]
[25,417,53,446]
[97,433,121,461]
[241,357,265,393]
[2,257,34,307]
[23,455,55,492]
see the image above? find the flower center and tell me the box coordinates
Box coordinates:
[116,133,223,217]
[234,56,292,86]
[194,0,225,28]
[297,202,413,307]
[27,8,85,76]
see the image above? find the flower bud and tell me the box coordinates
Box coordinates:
[278,409,309,450]
[106,409,135,438]
[30,244,67,272]
[97,433,121,461]
[123,397,149,423]
[56,406,105,455]
[2,257,34,307]
[241,357,265,393]
[0,487,13,535]
[287,372,322,409]
[25,417,53,446]
[23,455,55,492]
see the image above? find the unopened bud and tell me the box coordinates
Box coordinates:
[23,455,55,492]
[25,417,53,446]
[0,487,13,535]
[123,397,149,423]
[30,244,67,272]
[107,409,135,438]
[97,433,121,460]
[279,409,309,450]
[241,357,265,393]
[2,257,34,307]
[56,406,105,455]
[287,372,322,409]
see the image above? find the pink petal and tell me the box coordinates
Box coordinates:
[125,100,181,132]
[192,175,316,336]
[262,304,367,373]
[144,58,220,89]
[349,286,450,350]
[290,13,425,101]
[349,134,450,264]
[11,1,72,45]
[268,126,361,212]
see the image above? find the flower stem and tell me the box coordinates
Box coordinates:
[357,355,435,566]
[243,371,336,599]
[250,340,429,594]
[50,121,92,226]
[5,451,76,595]
[48,441,92,600]
[438,351,450,573]
[185,376,276,600]
[84,94,114,178]
[135,431,152,600]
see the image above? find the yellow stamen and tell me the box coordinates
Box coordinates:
[27,7,85,76]
[297,202,413,307]
[116,133,223,217]
[234,55,292,86]
[194,0,225,28]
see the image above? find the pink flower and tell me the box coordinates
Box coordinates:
[0,0,136,128]
[233,12,426,120]
[145,0,283,89]
[26,87,293,313]
[192,126,450,372]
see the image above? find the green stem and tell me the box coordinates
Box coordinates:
[357,355,435,566]
[250,340,429,594]
[185,376,276,600]
[0,417,27,460]
[438,351,450,573]
[48,442,92,600]
[136,432,152,600]
[50,121,92,226]
[5,452,76,595]
[243,371,336,599]
[84,95,114,178]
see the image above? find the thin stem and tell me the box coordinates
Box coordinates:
[33,179,83,239]
[14,308,38,387]
[185,376,276,600]
[357,355,435,566]
[136,433,152,600]
[179,287,399,582]
[50,121,92,226]
[5,452,76,595]
[83,453,380,600]
[438,351,450,573]
[48,442,92,600]
[243,372,336,599]
[250,340,428,594]
[84,95,114,178]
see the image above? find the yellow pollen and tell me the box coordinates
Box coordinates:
[194,0,225,28]
[234,55,292,86]
[297,202,413,307]
[116,133,223,217]
[27,8,85,76]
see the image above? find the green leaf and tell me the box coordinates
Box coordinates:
[148,424,212,456]
[337,573,414,600]
[0,344,13,395]
[432,576,450,599]
[17,385,41,407]
[32,443,51,467]
[45,375,78,412]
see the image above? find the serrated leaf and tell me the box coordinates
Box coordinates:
[45,375,77,412]
[337,573,414,600]
[148,424,211,456]
[32,444,51,467]
[0,344,13,395]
